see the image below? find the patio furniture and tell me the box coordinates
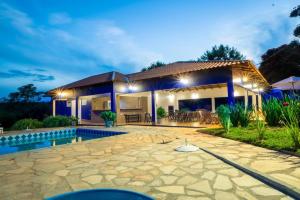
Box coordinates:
[272,76,300,90]
[144,113,152,123]
[168,111,175,120]
[211,113,219,124]
[124,114,141,123]
[198,109,215,124]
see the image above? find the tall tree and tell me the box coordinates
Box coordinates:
[290,5,300,37]
[8,92,20,103]
[141,61,166,72]
[259,40,300,84]
[7,84,44,102]
[198,44,245,61]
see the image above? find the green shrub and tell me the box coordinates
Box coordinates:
[229,104,242,127]
[100,111,116,122]
[43,115,73,127]
[240,105,253,127]
[282,99,300,149]
[228,103,252,127]
[157,107,167,119]
[11,118,43,130]
[216,105,231,134]
[262,98,282,126]
[255,113,266,141]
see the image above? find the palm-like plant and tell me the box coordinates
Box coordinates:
[262,98,282,126]
[216,105,231,134]
[282,99,300,149]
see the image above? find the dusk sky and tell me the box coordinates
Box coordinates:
[0,0,298,97]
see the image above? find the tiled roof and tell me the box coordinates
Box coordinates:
[51,60,268,91]
[127,60,247,81]
[58,71,127,89]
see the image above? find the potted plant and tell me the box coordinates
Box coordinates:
[156,107,166,124]
[100,111,116,128]
[70,116,78,126]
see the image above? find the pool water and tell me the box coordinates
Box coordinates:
[0,128,126,155]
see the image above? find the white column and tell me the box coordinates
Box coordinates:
[252,93,257,111]
[211,98,216,113]
[71,100,76,117]
[78,99,82,124]
[258,93,262,111]
[52,100,56,116]
[244,89,248,108]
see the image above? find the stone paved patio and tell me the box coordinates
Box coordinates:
[0,126,295,200]
[192,130,300,194]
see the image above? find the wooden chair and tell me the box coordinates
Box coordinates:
[144,113,152,123]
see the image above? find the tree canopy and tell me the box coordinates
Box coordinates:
[290,5,300,37]
[259,40,300,84]
[141,61,166,72]
[5,84,45,103]
[198,44,246,61]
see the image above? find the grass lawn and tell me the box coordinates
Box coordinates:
[201,124,300,156]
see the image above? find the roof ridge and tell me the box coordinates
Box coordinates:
[174,59,248,63]
[127,60,249,76]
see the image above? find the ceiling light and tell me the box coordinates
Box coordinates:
[191,93,199,99]
[233,78,242,83]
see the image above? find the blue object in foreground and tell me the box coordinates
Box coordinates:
[46,189,154,200]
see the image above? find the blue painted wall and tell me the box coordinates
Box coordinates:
[55,100,71,116]
[81,99,92,120]
[75,82,113,96]
[127,67,233,93]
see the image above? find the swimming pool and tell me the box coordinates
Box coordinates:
[0,128,126,155]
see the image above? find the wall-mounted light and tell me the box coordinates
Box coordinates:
[234,91,239,96]
[191,93,199,99]
[258,88,263,92]
[128,84,138,91]
[252,83,258,88]
[179,76,192,85]
[55,89,67,99]
[119,85,127,92]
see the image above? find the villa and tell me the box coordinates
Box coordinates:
[50,60,269,126]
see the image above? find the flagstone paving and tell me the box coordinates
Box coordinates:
[191,131,300,194]
[0,126,296,200]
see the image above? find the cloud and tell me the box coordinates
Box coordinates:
[0,69,55,82]
[0,3,163,97]
[0,3,35,35]
[212,8,297,64]
[49,12,72,25]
